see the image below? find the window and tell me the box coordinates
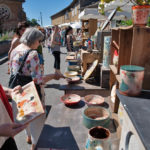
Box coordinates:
[72,8,74,17]
[75,6,77,16]
[65,11,69,20]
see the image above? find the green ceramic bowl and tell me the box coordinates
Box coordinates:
[83,106,110,129]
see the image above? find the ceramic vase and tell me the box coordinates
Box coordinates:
[120,65,144,96]
[132,5,150,26]
[85,126,110,150]
[102,36,111,69]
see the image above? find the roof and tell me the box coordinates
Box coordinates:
[51,0,78,19]
[7,0,25,2]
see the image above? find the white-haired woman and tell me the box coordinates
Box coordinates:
[9,27,62,150]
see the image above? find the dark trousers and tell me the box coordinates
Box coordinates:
[0,138,18,150]
[52,51,61,70]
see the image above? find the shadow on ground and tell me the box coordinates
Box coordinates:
[45,84,60,90]
[36,124,79,150]
[45,105,52,118]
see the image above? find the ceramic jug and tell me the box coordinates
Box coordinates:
[85,126,110,150]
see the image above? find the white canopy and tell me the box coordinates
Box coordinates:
[70,22,81,29]
[58,23,71,27]
[78,8,107,20]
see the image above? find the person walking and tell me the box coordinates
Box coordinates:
[51,25,63,77]
[65,26,76,52]
[9,27,62,150]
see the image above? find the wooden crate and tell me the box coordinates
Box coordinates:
[109,26,150,113]
[110,26,150,90]
[81,19,97,46]
[80,50,101,75]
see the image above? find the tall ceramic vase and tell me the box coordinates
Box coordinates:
[132,5,150,26]
[102,36,111,69]
[85,126,110,150]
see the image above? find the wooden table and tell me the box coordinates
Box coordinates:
[59,80,110,97]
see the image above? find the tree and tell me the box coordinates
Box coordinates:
[27,18,40,27]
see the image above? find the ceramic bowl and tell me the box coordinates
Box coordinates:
[61,94,81,106]
[68,65,80,71]
[84,95,105,106]
[83,107,110,129]
[66,76,80,84]
[68,59,78,66]
[64,71,78,78]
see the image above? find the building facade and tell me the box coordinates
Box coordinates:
[0,0,26,31]
[51,0,99,25]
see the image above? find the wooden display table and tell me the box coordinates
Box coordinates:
[59,80,110,97]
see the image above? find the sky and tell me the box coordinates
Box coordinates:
[23,0,73,27]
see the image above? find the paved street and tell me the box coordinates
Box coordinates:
[0,47,88,150]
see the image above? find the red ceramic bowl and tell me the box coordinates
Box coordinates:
[61,94,81,106]
[84,94,104,106]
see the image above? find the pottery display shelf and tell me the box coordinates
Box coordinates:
[59,80,110,97]
[109,26,150,113]
[117,90,150,150]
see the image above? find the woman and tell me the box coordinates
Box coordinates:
[51,25,63,76]
[0,85,27,150]
[65,26,76,52]
[9,27,62,150]
[8,21,29,74]
[8,21,29,58]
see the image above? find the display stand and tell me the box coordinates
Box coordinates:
[110,26,150,112]
[81,19,97,46]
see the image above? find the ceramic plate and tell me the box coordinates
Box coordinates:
[83,60,98,80]
[64,71,78,78]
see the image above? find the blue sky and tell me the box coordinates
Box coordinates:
[23,0,72,27]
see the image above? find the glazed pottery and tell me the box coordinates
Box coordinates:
[83,60,98,80]
[60,94,81,106]
[84,95,105,106]
[83,106,110,129]
[66,76,80,84]
[68,65,80,71]
[68,59,78,66]
[64,71,78,78]
[102,36,111,69]
[85,126,110,150]
[120,65,144,96]
[132,5,150,26]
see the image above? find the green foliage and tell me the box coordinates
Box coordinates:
[0,32,12,41]
[147,17,150,26]
[117,19,133,26]
[27,18,40,27]
[130,0,150,5]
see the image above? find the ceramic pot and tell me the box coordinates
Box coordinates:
[85,126,110,150]
[132,5,150,26]
[84,95,105,106]
[83,106,110,129]
[120,65,144,96]
[102,36,111,69]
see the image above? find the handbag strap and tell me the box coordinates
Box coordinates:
[18,49,36,73]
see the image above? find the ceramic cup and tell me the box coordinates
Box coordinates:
[85,126,110,150]
[120,65,144,96]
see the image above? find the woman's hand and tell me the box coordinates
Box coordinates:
[0,123,27,137]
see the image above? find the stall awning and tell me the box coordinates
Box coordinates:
[78,8,107,20]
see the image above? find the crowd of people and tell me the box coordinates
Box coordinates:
[0,21,82,150]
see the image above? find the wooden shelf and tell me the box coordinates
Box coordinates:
[109,65,117,75]
[110,26,150,90]
[81,19,97,46]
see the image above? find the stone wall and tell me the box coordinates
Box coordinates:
[0,40,11,55]
[0,1,26,31]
